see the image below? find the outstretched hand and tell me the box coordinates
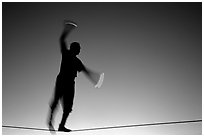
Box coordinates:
[64,20,77,31]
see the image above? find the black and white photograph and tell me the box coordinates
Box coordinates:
[2,2,202,135]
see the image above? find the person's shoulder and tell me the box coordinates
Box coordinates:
[74,56,83,64]
[75,56,81,61]
[75,57,85,71]
[62,49,70,55]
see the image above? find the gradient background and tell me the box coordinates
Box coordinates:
[2,2,202,135]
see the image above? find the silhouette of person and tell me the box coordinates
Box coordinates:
[48,21,89,132]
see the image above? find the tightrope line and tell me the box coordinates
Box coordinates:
[2,119,202,133]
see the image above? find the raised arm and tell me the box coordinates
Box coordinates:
[60,21,77,54]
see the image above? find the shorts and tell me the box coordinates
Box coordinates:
[52,75,75,113]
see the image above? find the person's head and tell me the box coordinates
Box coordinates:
[70,42,81,56]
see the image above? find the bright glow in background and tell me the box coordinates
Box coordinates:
[2,2,202,135]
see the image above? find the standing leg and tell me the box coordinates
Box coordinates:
[58,82,75,132]
[60,112,68,127]
[58,107,73,132]
[58,105,72,132]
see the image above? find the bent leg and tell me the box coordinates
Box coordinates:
[48,78,62,128]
